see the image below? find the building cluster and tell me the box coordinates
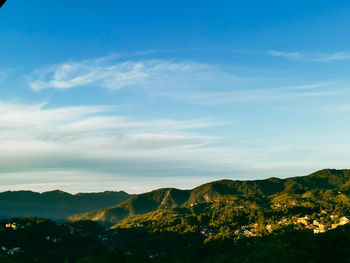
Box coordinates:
[200,228,215,237]
[233,214,350,237]
[2,222,30,231]
[277,214,350,234]
[45,235,61,243]
[234,224,262,237]
[199,213,350,238]
[1,246,22,255]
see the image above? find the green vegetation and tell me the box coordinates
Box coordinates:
[1,217,350,262]
[0,190,132,220]
[70,169,350,226]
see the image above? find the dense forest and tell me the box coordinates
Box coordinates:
[0,217,350,262]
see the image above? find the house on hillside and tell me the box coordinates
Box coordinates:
[331,223,339,229]
[313,228,326,234]
[5,223,17,230]
[313,220,320,226]
[305,224,314,230]
[200,228,214,237]
[7,247,22,255]
[339,216,350,225]
[266,224,272,233]
[297,216,310,225]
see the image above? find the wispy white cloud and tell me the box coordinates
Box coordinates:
[0,101,225,175]
[0,101,220,146]
[28,57,219,91]
[267,50,350,62]
[27,55,335,105]
[0,101,350,192]
[159,84,335,105]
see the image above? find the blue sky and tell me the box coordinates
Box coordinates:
[1,1,350,193]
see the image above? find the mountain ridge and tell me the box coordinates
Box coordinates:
[0,189,132,220]
[69,168,350,225]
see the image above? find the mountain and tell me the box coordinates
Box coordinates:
[69,169,350,226]
[68,188,191,224]
[0,190,132,220]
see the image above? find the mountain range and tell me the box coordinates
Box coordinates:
[68,169,350,226]
[1,169,350,263]
[0,190,132,220]
[0,169,349,223]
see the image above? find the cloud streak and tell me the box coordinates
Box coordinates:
[28,57,221,91]
[27,56,336,105]
[0,101,350,192]
[9,54,350,192]
[0,101,228,179]
[267,50,350,62]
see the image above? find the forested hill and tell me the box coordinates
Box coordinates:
[0,190,132,220]
[69,169,350,225]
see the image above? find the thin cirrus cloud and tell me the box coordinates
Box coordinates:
[27,55,336,105]
[159,82,335,105]
[267,50,350,62]
[28,57,227,91]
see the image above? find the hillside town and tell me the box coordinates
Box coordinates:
[226,213,350,238]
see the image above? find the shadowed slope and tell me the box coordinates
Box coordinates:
[0,190,132,220]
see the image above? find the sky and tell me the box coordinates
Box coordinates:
[1,1,350,193]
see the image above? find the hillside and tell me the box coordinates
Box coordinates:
[0,190,132,220]
[3,169,350,262]
[68,188,191,224]
[69,169,350,226]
